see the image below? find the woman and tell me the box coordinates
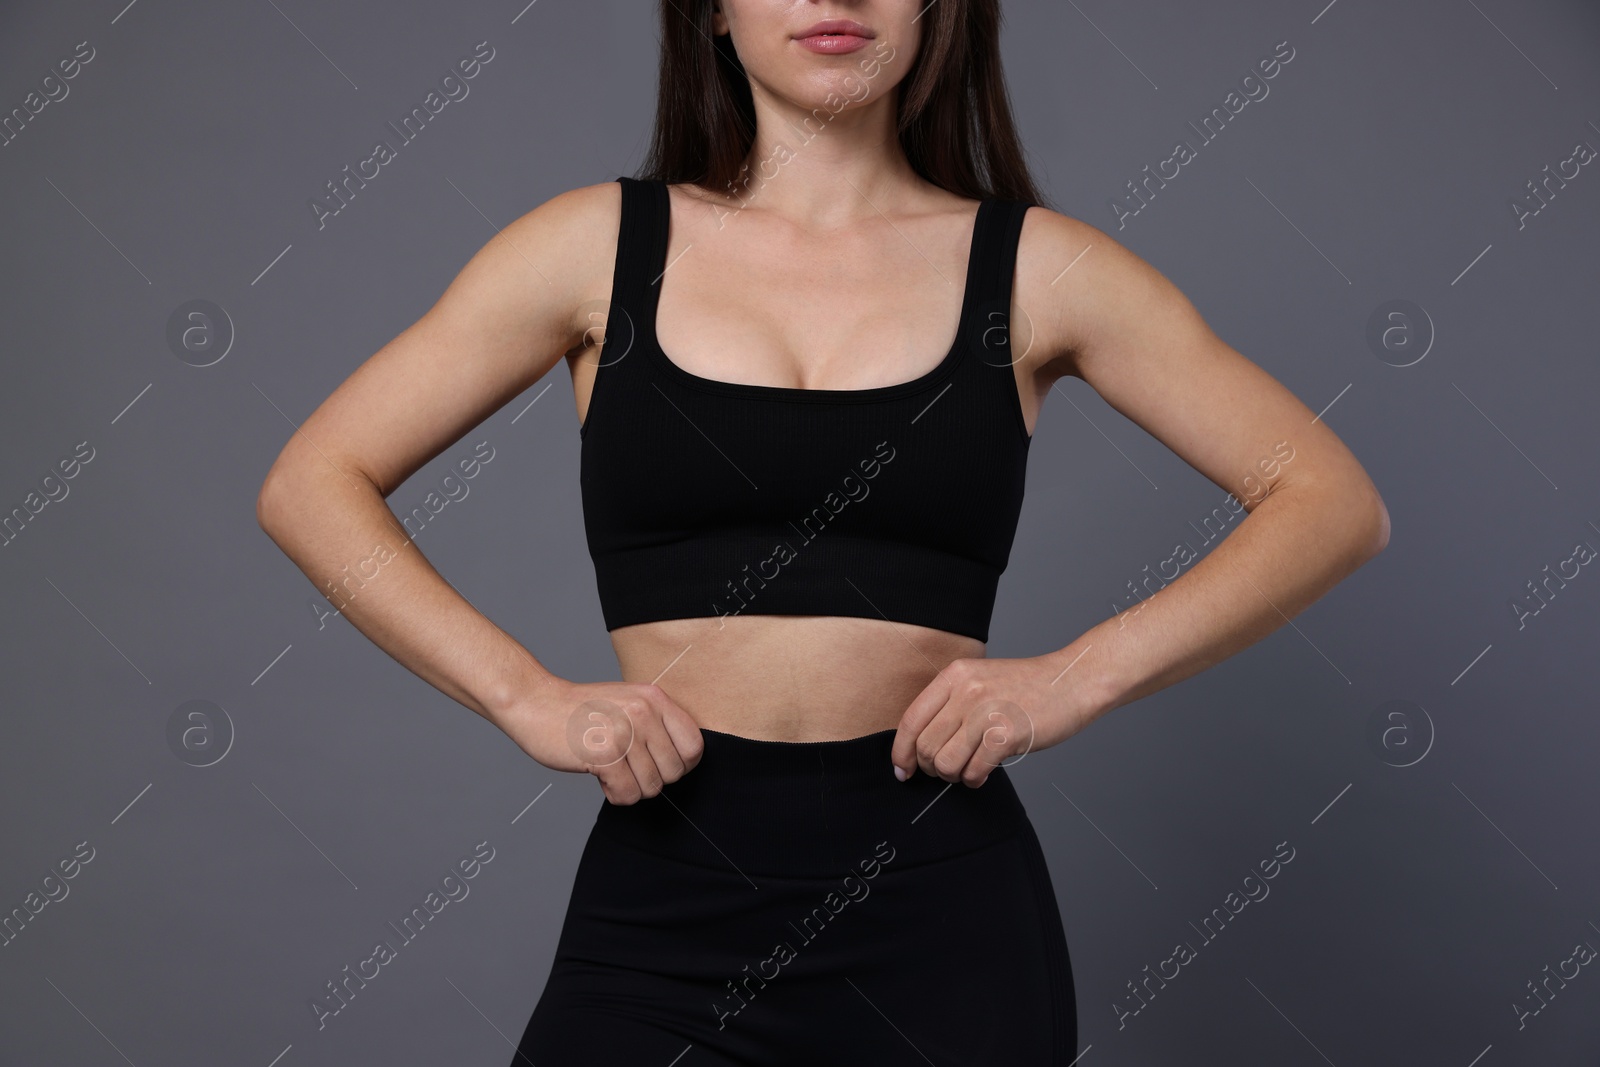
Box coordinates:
[257,2,1389,1063]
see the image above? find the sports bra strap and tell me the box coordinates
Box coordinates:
[609,176,670,336]
[961,197,1032,354]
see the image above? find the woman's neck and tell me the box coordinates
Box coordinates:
[718,87,931,223]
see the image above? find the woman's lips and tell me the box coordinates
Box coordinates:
[793,20,875,55]
[794,32,873,55]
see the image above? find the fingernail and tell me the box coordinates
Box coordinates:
[893,765,907,782]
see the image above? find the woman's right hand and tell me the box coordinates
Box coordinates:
[497,678,705,805]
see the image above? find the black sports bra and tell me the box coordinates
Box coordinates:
[579,176,1034,643]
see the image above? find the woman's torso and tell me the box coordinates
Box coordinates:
[567,180,1045,742]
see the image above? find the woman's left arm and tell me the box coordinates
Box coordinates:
[891,208,1390,785]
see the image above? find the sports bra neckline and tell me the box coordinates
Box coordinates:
[636,178,996,404]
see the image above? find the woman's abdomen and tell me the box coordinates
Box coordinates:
[609,613,985,740]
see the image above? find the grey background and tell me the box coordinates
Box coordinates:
[2,0,1597,1064]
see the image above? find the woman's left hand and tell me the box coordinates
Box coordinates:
[890,653,1097,786]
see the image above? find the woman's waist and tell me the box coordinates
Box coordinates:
[611,613,984,741]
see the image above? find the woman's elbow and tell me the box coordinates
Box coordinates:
[255,455,305,536]
[1361,489,1391,560]
[256,468,288,536]
[1315,476,1390,568]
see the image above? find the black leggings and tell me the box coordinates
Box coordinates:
[513,727,1078,1065]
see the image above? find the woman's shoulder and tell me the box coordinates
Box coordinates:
[503,178,625,251]
[1009,202,1166,382]
[474,179,627,305]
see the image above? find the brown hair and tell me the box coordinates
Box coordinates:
[637,0,1048,207]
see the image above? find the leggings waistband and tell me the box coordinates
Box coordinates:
[698,725,901,776]
[593,727,1030,878]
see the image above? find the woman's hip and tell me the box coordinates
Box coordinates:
[529,727,1078,1063]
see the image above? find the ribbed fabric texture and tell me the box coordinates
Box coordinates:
[580,177,1034,643]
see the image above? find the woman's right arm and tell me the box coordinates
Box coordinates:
[254,181,702,804]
